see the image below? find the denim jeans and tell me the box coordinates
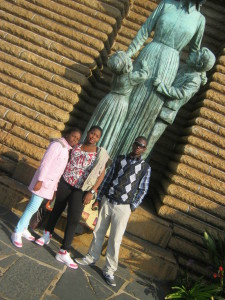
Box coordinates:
[15,193,44,233]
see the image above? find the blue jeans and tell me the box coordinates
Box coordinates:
[15,194,44,233]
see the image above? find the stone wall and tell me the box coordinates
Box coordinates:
[0,0,130,174]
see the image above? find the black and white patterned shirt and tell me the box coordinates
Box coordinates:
[97,155,151,210]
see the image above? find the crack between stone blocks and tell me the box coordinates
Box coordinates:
[0,253,21,276]
[105,278,139,300]
[82,269,96,294]
[0,236,62,272]
[106,290,139,300]
[40,265,67,300]
[0,292,8,300]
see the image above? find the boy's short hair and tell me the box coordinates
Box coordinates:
[135,136,148,145]
[197,48,216,72]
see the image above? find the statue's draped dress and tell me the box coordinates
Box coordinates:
[82,65,149,158]
[118,0,205,156]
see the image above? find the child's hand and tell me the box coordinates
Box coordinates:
[33,181,42,191]
[141,60,148,68]
[153,77,161,87]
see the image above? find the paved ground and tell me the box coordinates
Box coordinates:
[0,205,170,300]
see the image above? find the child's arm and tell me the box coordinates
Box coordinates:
[129,61,149,85]
[35,141,62,184]
[154,76,201,100]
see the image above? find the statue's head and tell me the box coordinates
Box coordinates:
[179,0,206,10]
[108,51,133,74]
[187,48,216,72]
[194,0,206,10]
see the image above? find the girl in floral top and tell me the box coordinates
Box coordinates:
[36,126,109,270]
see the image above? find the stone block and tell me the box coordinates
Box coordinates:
[52,267,107,300]
[120,233,178,281]
[0,176,31,213]
[12,160,37,186]
[127,204,172,248]
[0,256,58,300]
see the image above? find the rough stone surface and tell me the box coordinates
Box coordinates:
[0,256,57,300]
[110,293,137,300]
[125,279,162,300]
[0,206,170,300]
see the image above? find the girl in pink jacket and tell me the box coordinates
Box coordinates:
[11,128,82,248]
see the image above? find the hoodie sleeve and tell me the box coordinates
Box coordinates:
[36,141,62,182]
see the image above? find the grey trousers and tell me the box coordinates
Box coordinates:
[86,196,131,277]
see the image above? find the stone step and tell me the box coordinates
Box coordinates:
[0,155,17,176]
[154,197,225,240]
[0,176,31,210]
[188,116,225,138]
[0,104,58,142]
[0,75,70,123]
[161,179,225,220]
[0,29,91,77]
[127,202,172,248]
[175,143,225,173]
[0,130,46,162]
[0,118,49,150]
[120,232,178,281]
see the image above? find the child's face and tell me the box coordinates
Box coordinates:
[188,49,206,67]
[66,131,81,147]
[196,48,206,66]
[86,128,102,145]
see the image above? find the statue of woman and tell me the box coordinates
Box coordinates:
[118,0,206,157]
[82,51,149,158]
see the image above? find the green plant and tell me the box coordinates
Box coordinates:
[203,231,225,269]
[165,279,221,299]
[203,231,225,297]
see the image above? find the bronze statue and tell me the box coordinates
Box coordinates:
[119,0,206,157]
[146,47,216,158]
[82,51,149,158]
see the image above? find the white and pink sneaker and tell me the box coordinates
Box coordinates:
[56,249,78,269]
[11,232,22,248]
[35,230,52,246]
[22,229,35,241]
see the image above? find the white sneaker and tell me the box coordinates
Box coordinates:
[56,249,78,269]
[11,232,22,248]
[22,229,35,241]
[35,230,51,246]
[75,256,95,266]
[103,272,116,287]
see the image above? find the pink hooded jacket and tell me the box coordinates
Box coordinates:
[29,138,72,199]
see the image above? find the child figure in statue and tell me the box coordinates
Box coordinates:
[145,47,216,158]
[82,51,149,158]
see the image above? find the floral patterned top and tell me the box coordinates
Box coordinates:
[63,144,97,189]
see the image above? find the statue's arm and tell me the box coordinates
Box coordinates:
[189,15,206,54]
[126,0,165,58]
[129,62,149,85]
[155,77,201,100]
